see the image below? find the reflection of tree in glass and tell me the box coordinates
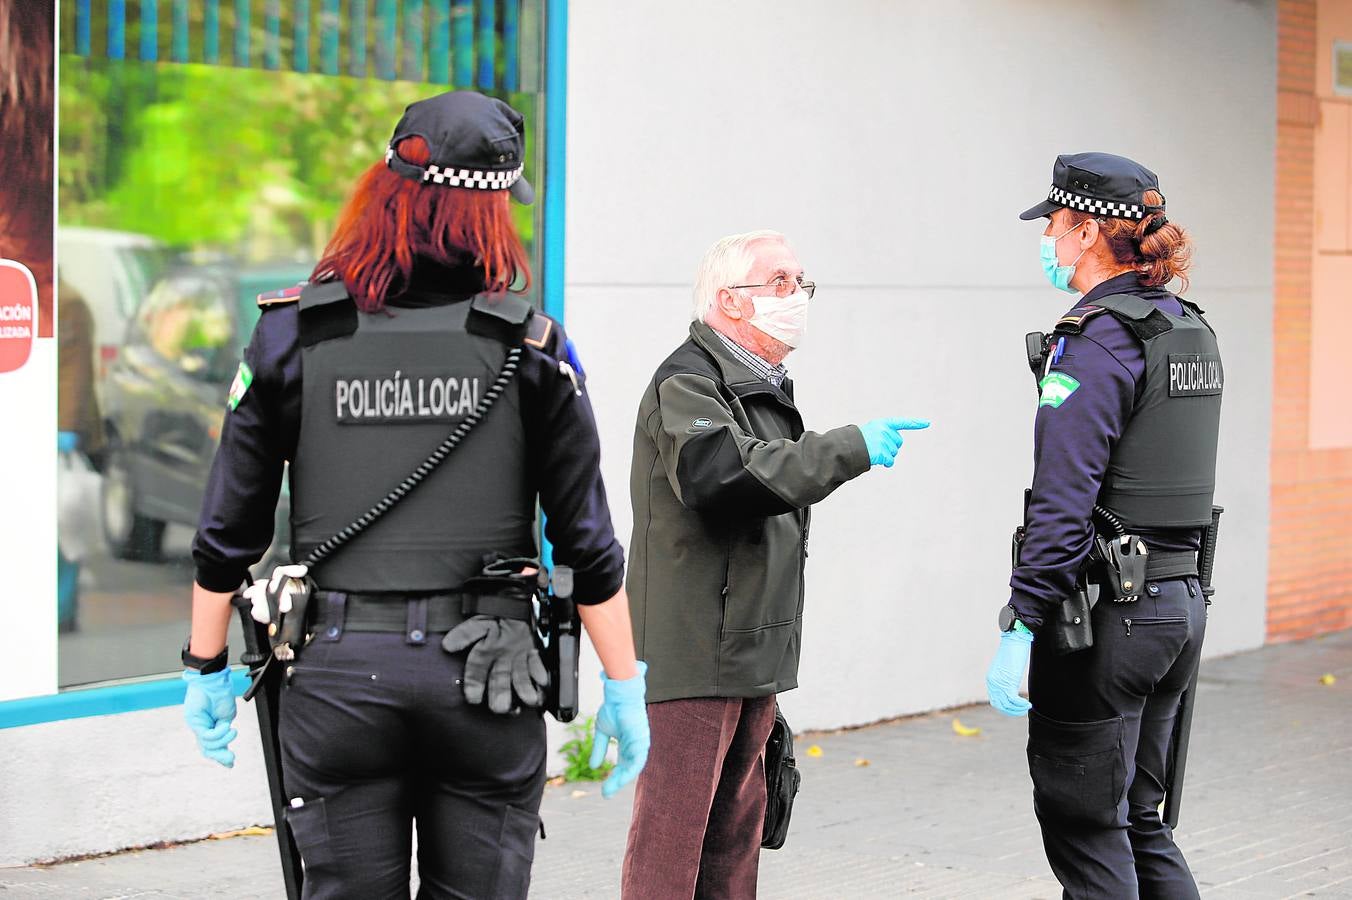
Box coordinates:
[58,61,537,264]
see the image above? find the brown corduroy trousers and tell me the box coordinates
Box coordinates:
[621,695,777,900]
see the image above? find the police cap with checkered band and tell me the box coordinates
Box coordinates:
[385,90,534,204]
[1019,152,1164,223]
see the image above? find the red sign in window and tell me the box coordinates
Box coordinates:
[0,261,37,373]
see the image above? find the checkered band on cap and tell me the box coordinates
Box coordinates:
[385,146,523,191]
[1048,186,1144,220]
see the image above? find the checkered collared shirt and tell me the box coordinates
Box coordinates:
[714,331,788,388]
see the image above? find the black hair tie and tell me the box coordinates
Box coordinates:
[1143,213,1168,235]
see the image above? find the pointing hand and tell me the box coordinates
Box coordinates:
[857,418,931,468]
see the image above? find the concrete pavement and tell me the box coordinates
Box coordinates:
[3,629,1349,898]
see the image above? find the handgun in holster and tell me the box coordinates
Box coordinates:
[535,565,580,723]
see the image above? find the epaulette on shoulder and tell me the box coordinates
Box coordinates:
[524,312,555,351]
[1091,293,1156,321]
[1053,305,1109,334]
[257,283,306,308]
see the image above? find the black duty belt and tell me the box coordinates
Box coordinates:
[310,590,470,643]
[1143,552,1198,581]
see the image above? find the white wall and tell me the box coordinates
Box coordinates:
[565,0,1276,730]
[0,0,1277,864]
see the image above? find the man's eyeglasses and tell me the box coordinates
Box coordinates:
[728,275,816,300]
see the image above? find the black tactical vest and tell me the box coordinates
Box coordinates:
[290,284,536,591]
[1055,293,1224,529]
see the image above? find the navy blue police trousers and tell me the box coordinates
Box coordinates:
[279,630,546,900]
[1027,576,1207,900]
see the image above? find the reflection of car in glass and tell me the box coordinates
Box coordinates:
[100,262,310,562]
[56,227,178,388]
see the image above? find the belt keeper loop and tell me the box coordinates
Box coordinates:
[407,597,429,645]
[321,592,347,642]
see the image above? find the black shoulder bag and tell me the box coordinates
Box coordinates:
[761,704,801,850]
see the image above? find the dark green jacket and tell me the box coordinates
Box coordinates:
[628,322,870,702]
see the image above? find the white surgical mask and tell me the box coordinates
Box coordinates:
[745,290,810,348]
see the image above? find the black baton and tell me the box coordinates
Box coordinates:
[1162,505,1223,829]
[232,592,304,900]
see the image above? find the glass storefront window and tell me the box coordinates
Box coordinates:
[56,0,548,688]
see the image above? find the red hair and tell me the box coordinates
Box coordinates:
[313,136,530,312]
[1068,189,1193,292]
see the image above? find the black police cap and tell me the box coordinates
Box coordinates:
[386,90,534,205]
[1020,152,1163,222]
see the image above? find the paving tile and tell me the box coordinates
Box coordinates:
[1,630,1348,899]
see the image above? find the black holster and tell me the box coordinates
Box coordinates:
[1051,580,1096,655]
[1092,534,1150,603]
[535,565,580,723]
[1011,489,1097,656]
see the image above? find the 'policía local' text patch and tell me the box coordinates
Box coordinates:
[335,370,482,424]
[1167,354,1223,397]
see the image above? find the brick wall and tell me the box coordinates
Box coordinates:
[1268,0,1352,640]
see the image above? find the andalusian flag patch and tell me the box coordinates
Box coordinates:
[1038,372,1080,409]
[227,361,253,411]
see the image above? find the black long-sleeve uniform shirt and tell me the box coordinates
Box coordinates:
[191,262,626,605]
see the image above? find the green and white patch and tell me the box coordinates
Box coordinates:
[227,361,253,411]
[1038,371,1080,409]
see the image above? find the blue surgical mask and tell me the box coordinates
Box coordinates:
[1040,224,1089,293]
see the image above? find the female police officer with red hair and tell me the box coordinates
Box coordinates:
[987,152,1222,899]
[179,91,649,899]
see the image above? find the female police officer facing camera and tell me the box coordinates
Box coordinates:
[987,152,1222,899]
[178,90,650,899]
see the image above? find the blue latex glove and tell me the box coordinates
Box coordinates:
[182,668,239,768]
[857,418,930,467]
[986,624,1034,716]
[57,431,79,453]
[589,661,650,798]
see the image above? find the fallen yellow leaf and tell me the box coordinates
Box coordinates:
[952,718,982,737]
[854,758,870,767]
[1320,673,1337,686]
[570,789,590,799]
[806,744,823,758]
[210,826,273,840]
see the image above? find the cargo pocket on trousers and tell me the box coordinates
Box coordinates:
[283,796,335,872]
[490,804,540,899]
[1026,711,1126,829]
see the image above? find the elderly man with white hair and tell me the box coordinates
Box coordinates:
[620,230,928,898]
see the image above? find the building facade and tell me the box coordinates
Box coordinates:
[1269,0,1352,640]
